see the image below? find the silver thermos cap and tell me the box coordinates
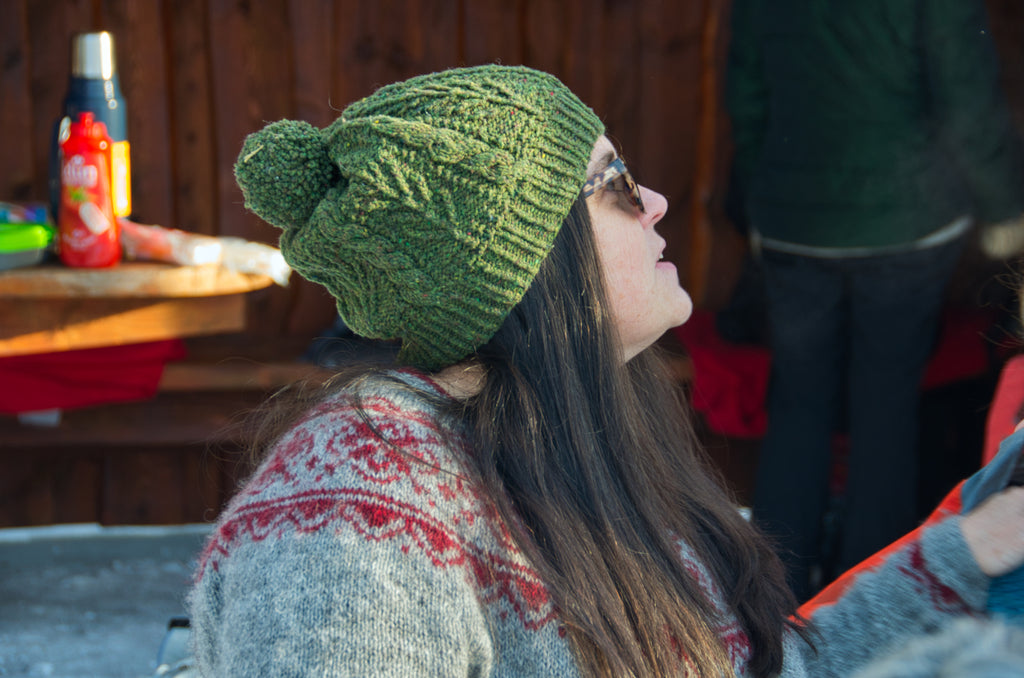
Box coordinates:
[70,31,117,80]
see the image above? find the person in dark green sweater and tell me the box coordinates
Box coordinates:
[727,0,1024,600]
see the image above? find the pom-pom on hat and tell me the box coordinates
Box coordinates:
[234,65,604,370]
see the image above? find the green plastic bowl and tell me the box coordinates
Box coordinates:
[0,223,55,270]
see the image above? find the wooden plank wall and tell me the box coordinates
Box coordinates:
[0,0,727,526]
[1,0,723,340]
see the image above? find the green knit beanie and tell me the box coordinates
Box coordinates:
[234,65,604,370]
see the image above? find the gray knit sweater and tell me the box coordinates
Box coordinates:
[188,370,990,676]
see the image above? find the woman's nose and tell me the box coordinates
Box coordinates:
[640,186,668,226]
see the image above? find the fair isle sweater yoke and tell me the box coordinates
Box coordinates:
[188,370,990,677]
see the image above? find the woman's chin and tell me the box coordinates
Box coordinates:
[671,290,694,327]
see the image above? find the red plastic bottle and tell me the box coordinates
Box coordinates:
[58,112,121,267]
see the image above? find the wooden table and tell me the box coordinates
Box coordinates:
[0,262,273,357]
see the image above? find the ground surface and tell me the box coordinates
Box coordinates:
[0,524,208,678]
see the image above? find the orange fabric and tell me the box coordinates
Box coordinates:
[983,354,1024,466]
[798,480,964,617]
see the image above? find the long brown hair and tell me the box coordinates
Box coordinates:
[240,196,806,677]
[451,197,804,676]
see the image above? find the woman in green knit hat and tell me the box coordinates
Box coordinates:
[188,65,1024,677]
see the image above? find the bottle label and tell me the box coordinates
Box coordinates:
[79,202,112,235]
[59,150,120,267]
[62,154,99,189]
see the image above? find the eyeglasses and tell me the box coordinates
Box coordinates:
[581,157,646,214]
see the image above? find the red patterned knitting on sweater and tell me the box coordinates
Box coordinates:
[195,389,754,668]
[197,396,558,631]
[897,542,974,615]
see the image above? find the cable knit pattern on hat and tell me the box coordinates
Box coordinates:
[233,66,604,370]
[188,371,992,677]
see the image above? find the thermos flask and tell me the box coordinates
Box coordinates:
[49,31,132,222]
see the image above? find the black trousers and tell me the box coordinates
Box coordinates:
[753,237,965,599]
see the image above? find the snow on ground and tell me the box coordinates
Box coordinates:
[0,524,208,678]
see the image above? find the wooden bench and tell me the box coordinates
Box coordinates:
[0,335,692,526]
[2,335,693,448]
[0,334,332,525]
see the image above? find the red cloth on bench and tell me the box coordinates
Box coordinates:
[0,339,186,414]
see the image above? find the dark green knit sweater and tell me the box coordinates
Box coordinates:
[727,0,1024,249]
